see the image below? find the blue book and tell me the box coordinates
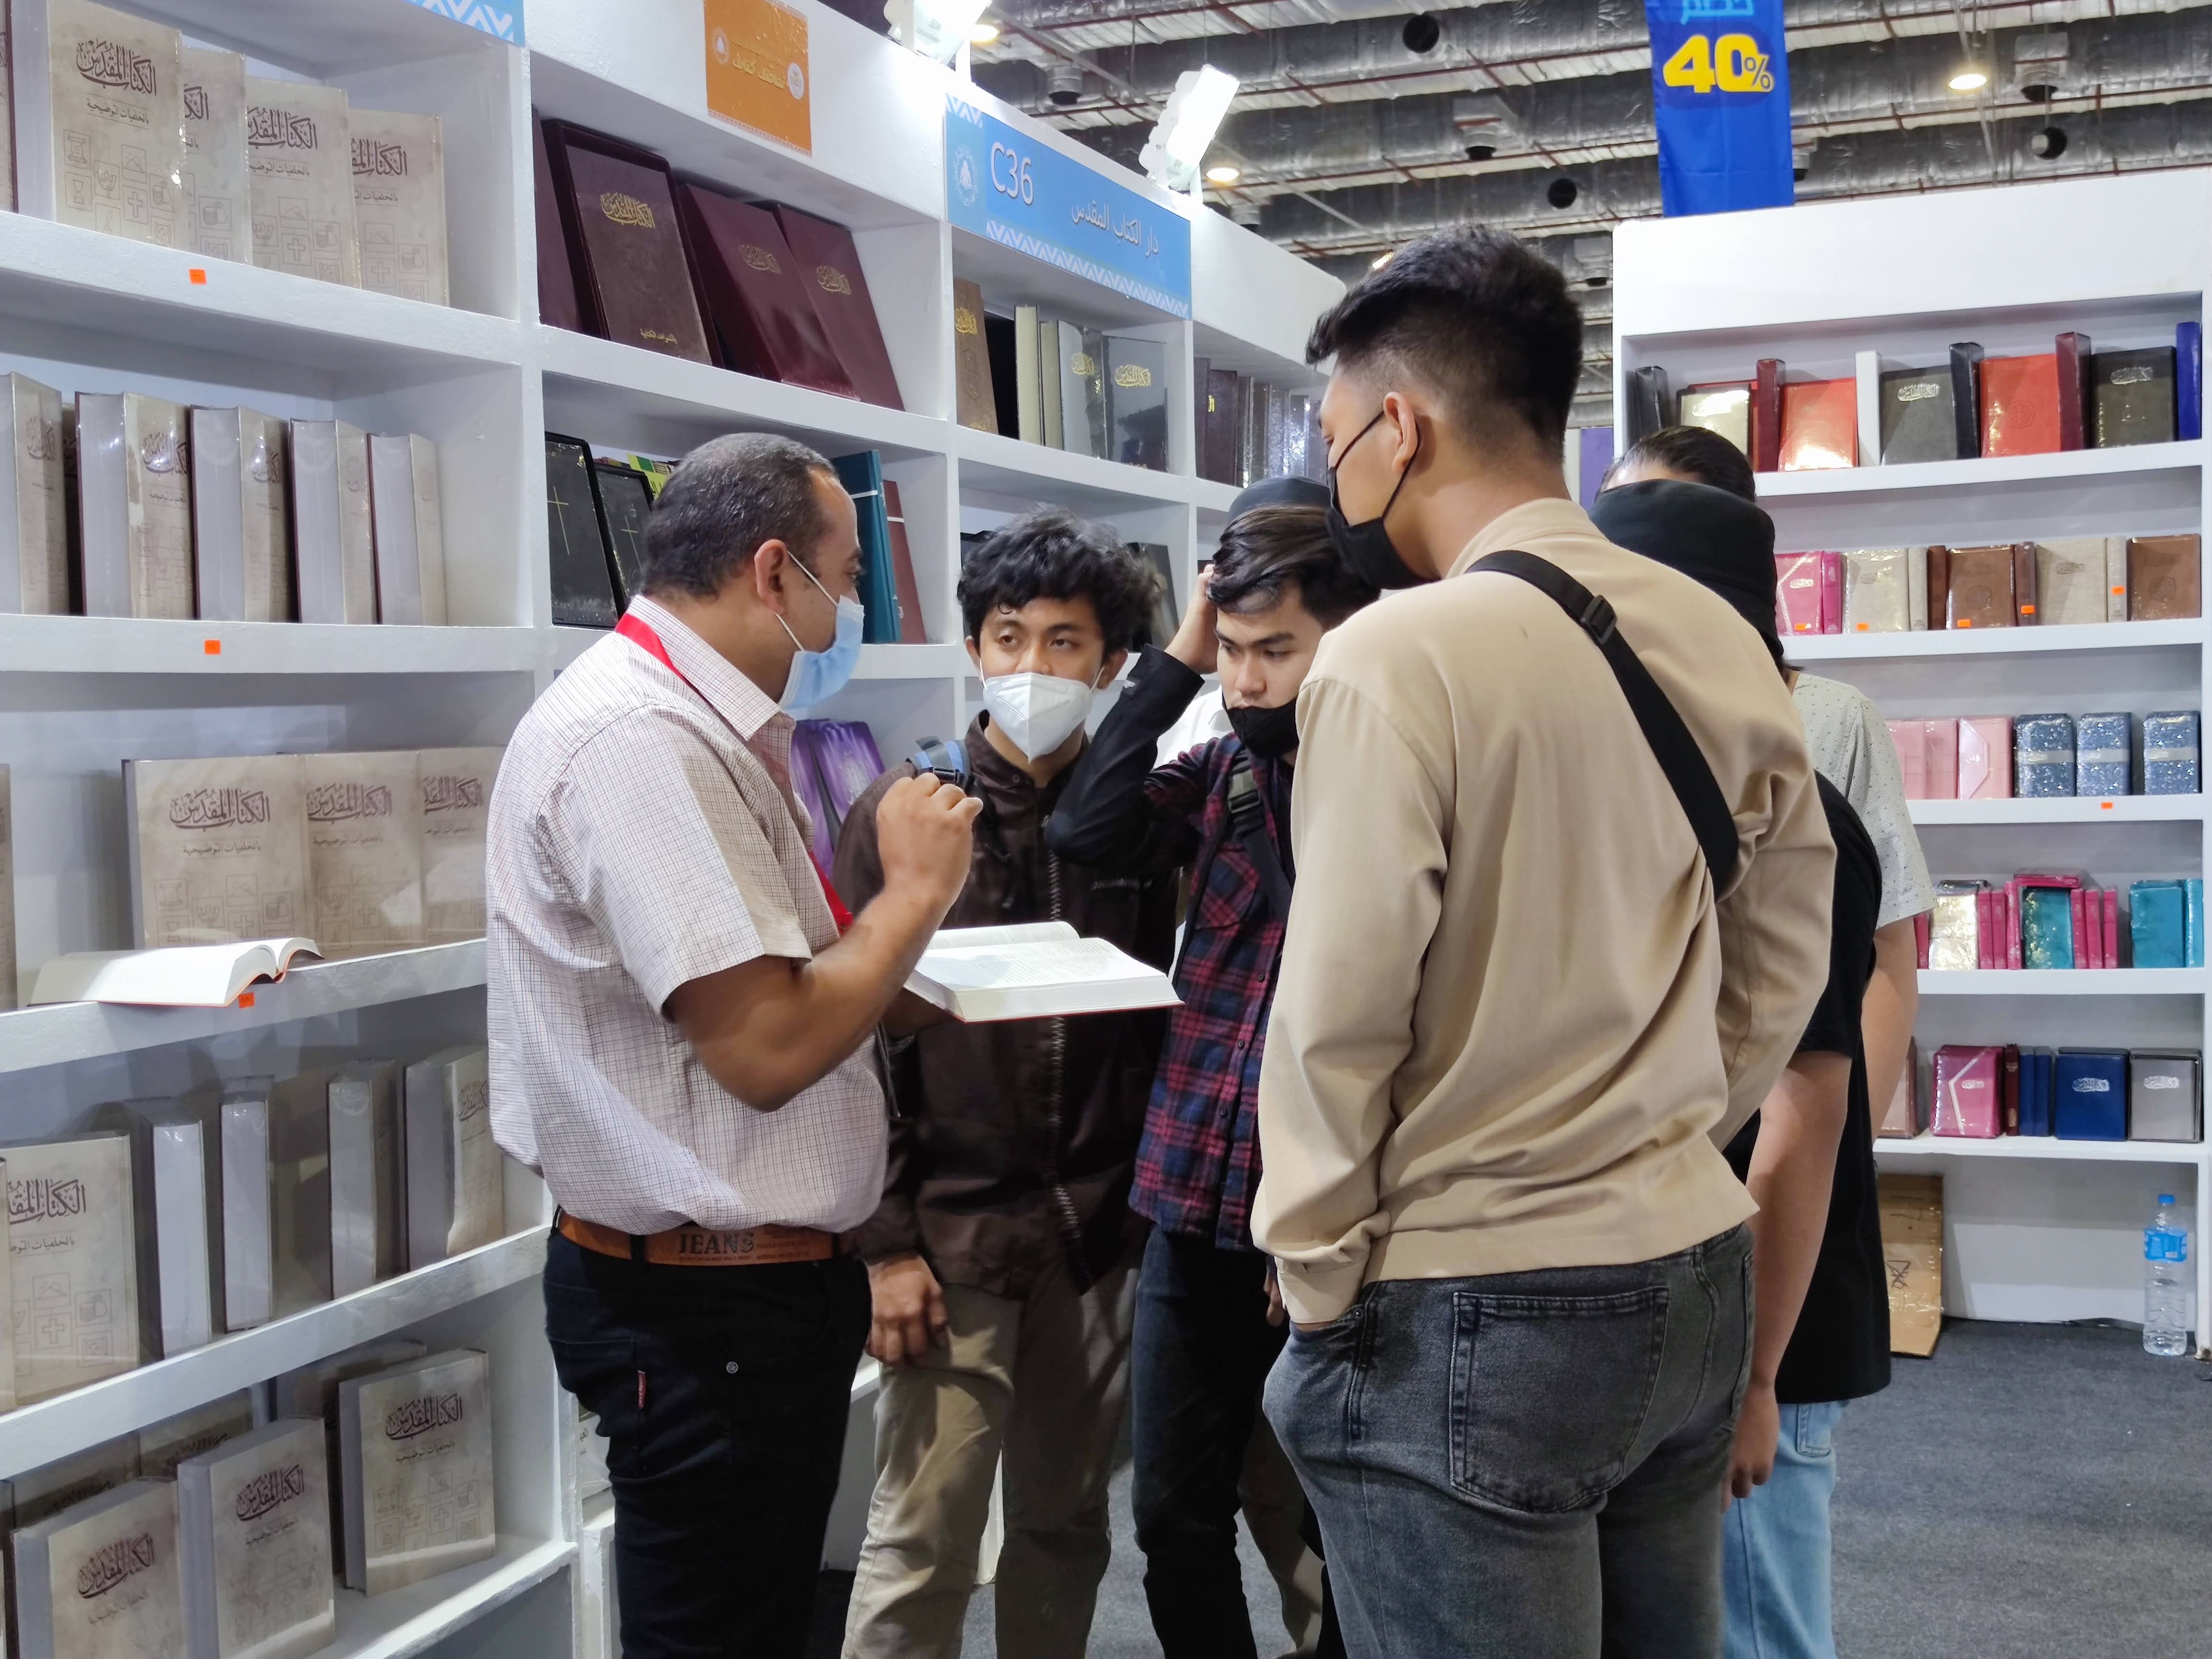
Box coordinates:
[2075,712,2132,797]
[2189,879,2207,969]
[2180,320,2203,442]
[832,450,901,646]
[2054,1050,2128,1139]
[2013,713,2076,798]
[2132,880,2188,968]
[2144,710,2200,796]
[2020,886,2075,969]
[2016,1049,2055,1136]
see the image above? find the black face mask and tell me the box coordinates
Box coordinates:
[1326,406,1423,590]
[1227,698,1300,759]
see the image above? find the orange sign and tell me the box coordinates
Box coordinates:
[705,0,812,155]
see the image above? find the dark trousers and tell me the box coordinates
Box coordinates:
[544,1231,870,1659]
[1132,1226,1345,1659]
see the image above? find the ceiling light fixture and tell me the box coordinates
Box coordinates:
[901,0,992,63]
[1141,65,1241,193]
[1370,251,1393,270]
[968,19,998,42]
[1205,163,1242,184]
[1949,68,1989,92]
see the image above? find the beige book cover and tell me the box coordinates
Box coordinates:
[289,418,376,624]
[368,431,445,625]
[302,750,423,959]
[349,106,446,306]
[0,372,68,614]
[403,1045,502,1267]
[1842,547,1910,633]
[2036,538,2110,628]
[417,746,500,943]
[338,1348,495,1594]
[270,1333,425,1574]
[123,391,193,619]
[0,765,15,1013]
[266,1068,334,1320]
[244,76,357,286]
[34,0,184,245]
[3,1132,139,1403]
[126,753,311,948]
[137,1390,254,1479]
[179,44,245,262]
[15,1478,184,1658]
[190,406,290,624]
[176,1418,334,1659]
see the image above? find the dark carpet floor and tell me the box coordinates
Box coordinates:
[807,1320,2212,1657]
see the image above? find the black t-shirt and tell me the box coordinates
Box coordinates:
[1725,775,1891,1405]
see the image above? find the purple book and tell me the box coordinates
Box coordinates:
[792,720,887,866]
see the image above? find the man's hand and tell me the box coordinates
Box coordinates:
[1165,570,1220,676]
[1263,1261,1287,1328]
[874,775,983,917]
[1726,1380,1781,1506]
[867,1252,949,1367]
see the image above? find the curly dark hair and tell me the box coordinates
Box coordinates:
[1602,424,1758,502]
[1306,228,1583,451]
[958,508,1155,650]
[1208,504,1378,626]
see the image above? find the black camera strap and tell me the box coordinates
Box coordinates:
[1470,550,1741,894]
[1225,751,1295,923]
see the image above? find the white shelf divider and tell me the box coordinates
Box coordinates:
[1910,795,2205,826]
[1918,969,2209,996]
[0,617,551,677]
[1756,439,2207,499]
[334,1537,575,1659]
[1787,619,2202,662]
[1874,1135,2202,1164]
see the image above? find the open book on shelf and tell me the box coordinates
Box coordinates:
[29,938,322,1008]
[906,922,1179,1023]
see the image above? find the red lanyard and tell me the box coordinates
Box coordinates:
[615,611,855,933]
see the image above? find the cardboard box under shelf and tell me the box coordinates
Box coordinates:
[1881,1172,1944,1356]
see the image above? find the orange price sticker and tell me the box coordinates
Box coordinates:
[704,0,811,154]
[188,268,207,285]
[236,990,256,1008]
[2100,800,2116,810]
[203,638,222,655]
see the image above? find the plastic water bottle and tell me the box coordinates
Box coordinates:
[2143,1195,2192,1357]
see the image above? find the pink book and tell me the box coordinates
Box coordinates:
[1957,716,2013,800]
[1922,719,1960,799]
[1977,891,1996,968]
[2072,888,2091,968]
[2017,870,2083,887]
[1933,1045,2005,1136]
[1888,719,1930,798]
[1999,883,2016,969]
[1819,551,1846,633]
[2103,888,2120,967]
[1914,911,1931,968]
[1776,553,1826,635]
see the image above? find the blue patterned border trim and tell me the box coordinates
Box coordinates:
[982,221,1192,318]
[402,0,524,45]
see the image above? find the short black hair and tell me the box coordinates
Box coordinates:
[1306,229,1583,451]
[958,508,1154,649]
[1603,425,1758,503]
[641,432,840,599]
[1209,504,1378,627]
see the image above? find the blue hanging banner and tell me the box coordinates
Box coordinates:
[945,98,1192,318]
[1645,0,1793,216]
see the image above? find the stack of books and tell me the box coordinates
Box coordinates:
[1773,536,2200,635]
[1883,1041,2202,1142]
[1886,711,2200,799]
[951,287,1171,472]
[534,115,903,410]
[1194,366,1327,488]
[1632,321,2203,467]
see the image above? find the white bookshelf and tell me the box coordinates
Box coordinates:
[0,0,1342,1652]
[1618,170,2212,1350]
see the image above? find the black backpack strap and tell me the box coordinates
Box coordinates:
[1225,749,1296,922]
[1470,550,1742,894]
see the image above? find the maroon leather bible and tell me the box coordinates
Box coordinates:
[532,113,582,333]
[770,203,905,410]
[883,479,929,644]
[2056,331,2092,451]
[1751,358,1783,472]
[543,121,712,364]
[677,182,855,395]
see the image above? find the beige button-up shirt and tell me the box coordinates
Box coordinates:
[1254,499,1836,1325]
[486,596,887,1235]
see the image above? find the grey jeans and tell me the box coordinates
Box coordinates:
[1265,1225,1754,1659]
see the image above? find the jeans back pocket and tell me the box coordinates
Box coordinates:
[1448,1285,1669,1514]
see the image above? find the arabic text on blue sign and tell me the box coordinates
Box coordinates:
[402,0,523,45]
[1646,0,1792,217]
[945,100,1192,318]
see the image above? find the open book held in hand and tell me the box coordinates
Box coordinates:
[30,938,323,1008]
[907,922,1180,1023]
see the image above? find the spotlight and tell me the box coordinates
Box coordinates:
[1402,12,1441,53]
[1464,142,1496,161]
[1047,59,1084,105]
[2030,125,2069,159]
[1370,251,1393,270]
[904,0,992,63]
[1949,68,1989,92]
[2020,82,2056,103]
[1205,163,1242,184]
[1140,65,1240,192]
[1546,177,1579,209]
[968,19,998,42]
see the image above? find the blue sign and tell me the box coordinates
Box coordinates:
[402,0,524,45]
[945,99,1192,318]
[1646,0,1792,216]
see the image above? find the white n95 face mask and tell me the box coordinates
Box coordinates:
[982,669,1102,760]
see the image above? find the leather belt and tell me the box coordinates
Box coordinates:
[556,1209,852,1267]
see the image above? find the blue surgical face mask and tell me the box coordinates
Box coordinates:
[778,556,866,711]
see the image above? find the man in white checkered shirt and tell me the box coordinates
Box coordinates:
[488,432,980,1659]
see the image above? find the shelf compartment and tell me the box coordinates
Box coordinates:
[338,1536,573,1659]
[1874,1134,2201,1163]
[1758,440,2205,500]
[1919,968,2208,996]
[0,940,486,1077]
[955,426,1196,514]
[538,327,946,463]
[1910,795,2205,826]
[1788,619,2202,662]
[0,617,547,677]
[0,1227,544,1481]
